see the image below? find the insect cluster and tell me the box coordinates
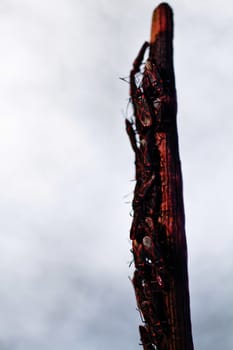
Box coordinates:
[126,42,175,350]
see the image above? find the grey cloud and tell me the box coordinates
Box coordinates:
[0,0,232,349]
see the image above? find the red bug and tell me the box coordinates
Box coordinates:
[127,39,173,350]
[130,42,153,128]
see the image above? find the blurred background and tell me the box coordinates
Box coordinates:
[0,0,232,349]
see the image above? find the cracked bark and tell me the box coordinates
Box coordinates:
[126,3,194,350]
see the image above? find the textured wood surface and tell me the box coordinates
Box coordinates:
[127,3,194,350]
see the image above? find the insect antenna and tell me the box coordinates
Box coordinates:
[119,76,130,83]
[128,259,134,267]
[136,307,146,323]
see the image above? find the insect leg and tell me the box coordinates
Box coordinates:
[132,41,149,73]
[130,42,149,97]
[125,119,138,153]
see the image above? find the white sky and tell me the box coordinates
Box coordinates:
[0,1,232,349]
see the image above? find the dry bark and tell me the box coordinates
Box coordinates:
[126,3,194,350]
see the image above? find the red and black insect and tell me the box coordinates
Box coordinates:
[126,37,173,350]
[130,42,153,129]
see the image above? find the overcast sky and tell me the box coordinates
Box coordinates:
[0,1,233,349]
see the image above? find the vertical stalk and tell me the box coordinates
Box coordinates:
[127,3,194,350]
